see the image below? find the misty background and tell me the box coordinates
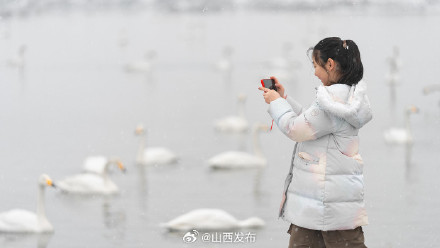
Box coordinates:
[1,0,440,247]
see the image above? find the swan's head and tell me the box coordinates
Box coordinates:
[116,160,126,173]
[39,174,56,188]
[135,124,145,135]
[108,159,126,173]
[406,106,419,115]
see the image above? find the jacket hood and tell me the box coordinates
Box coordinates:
[316,80,372,128]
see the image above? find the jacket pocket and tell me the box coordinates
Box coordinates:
[298,152,320,165]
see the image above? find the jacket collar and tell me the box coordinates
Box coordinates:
[316,80,373,128]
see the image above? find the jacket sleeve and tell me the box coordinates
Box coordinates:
[268,97,338,142]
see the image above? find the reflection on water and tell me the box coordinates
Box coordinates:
[0,233,53,248]
[102,197,126,245]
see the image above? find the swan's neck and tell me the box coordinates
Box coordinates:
[404,112,412,133]
[37,185,48,222]
[252,129,263,158]
[237,100,245,118]
[102,162,113,185]
[136,133,146,164]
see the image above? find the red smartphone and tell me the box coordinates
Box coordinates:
[261,79,278,91]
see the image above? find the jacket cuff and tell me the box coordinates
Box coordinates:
[268,98,296,122]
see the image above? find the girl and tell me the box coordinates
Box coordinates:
[259,37,372,248]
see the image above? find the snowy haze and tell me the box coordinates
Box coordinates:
[0,2,440,248]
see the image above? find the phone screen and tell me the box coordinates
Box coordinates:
[261,79,275,90]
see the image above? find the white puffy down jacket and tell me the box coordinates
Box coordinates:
[268,81,372,231]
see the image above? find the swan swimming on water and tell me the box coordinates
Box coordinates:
[208,123,269,169]
[215,46,233,74]
[161,208,265,232]
[135,125,178,166]
[0,174,56,233]
[214,94,249,133]
[423,84,440,95]
[6,44,26,73]
[123,50,156,74]
[384,106,419,145]
[57,158,126,195]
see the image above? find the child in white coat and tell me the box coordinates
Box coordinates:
[259,37,372,248]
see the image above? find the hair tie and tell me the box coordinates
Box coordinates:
[342,40,349,50]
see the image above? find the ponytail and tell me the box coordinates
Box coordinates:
[312,37,363,86]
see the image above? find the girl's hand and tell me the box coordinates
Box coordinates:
[271,76,286,98]
[258,87,281,104]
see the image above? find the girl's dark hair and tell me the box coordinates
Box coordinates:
[311,37,363,86]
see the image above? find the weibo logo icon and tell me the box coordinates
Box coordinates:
[182,229,199,243]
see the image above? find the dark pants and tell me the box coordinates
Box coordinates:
[287,224,367,248]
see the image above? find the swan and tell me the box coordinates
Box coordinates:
[57,158,126,195]
[262,42,301,82]
[0,174,56,233]
[135,125,178,166]
[423,84,440,95]
[386,46,402,76]
[160,208,265,232]
[385,46,402,106]
[6,44,26,70]
[123,50,156,74]
[215,46,233,73]
[264,42,301,70]
[384,106,419,145]
[208,123,268,169]
[214,94,249,133]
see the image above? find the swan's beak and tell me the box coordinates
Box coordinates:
[117,161,127,173]
[46,179,56,188]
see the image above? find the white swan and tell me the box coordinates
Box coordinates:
[386,46,402,77]
[123,50,156,74]
[214,94,249,133]
[262,42,301,82]
[264,42,294,70]
[423,84,440,95]
[208,124,268,169]
[0,174,55,233]
[161,208,265,232]
[135,125,178,166]
[57,158,126,195]
[384,106,419,145]
[6,44,26,70]
[385,46,402,108]
[215,46,233,73]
